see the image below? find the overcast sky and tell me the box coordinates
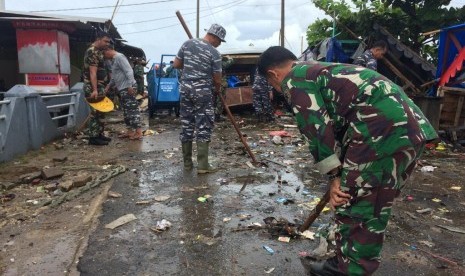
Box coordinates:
[5,0,465,63]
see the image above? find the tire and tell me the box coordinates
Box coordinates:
[175,103,180,117]
[148,97,155,118]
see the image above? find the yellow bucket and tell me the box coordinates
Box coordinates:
[86,96,114,112]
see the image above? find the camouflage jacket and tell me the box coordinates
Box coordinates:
[282,61,437,174]
[133,64,144,81]
[83,45,107,96]
[353,49,377,71]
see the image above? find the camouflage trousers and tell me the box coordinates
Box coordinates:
[86,108,104,138]
[120,88,142,130]
[136,79,144,95]
[179,80,214,143]
[335,143,425,275]
[253,89,273,118]
[213,86,226,116]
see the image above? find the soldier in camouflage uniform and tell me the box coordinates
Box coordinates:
[174,23,226,174]
[258,46,437,276]
[213,56,234,122]
[133,59,146,95]
[353,40,388,71]
[104,48,142,140]
[82,32,112,146]
[252,67,274,122]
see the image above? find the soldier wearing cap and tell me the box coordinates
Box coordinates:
[82,31,112,146]
[173,23,226,174]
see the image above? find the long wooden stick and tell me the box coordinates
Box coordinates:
[299,190,330,232]
[175,11,194,39]
[217,92,258,163]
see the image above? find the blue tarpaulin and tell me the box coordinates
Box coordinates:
[326,38,350,63]
[436,23,465,83]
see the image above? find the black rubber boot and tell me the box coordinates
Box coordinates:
[88,137,109,146]
[300,256,346,276]
[182,142,193,170]
[214,114,224,122]
[197,142,217,174]
[99,134,112,142]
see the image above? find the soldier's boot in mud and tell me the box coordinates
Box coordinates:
[99,134,112,142]
[214,114,224,122]
[182,142,193,170]
[88,137,109,146]
[196,142,218,174]
[300,256,346,276]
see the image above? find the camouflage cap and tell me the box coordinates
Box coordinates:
[207,23,226,42]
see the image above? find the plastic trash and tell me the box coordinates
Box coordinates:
[272,135,283,145]
[153,219,172,232]
[263,245,274,255]
[420,166,436,172]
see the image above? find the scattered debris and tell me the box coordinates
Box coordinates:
[135,200,152,205]
[0,182,19,190]
[245,161,255,168]
[276,197,295,205]
[104,214,137,229]
[269,130,291,137]
[108,191,122,198]
[197,195,212,202]
[272,136,283,145]
[44,183,58,192]
[405,243,458,266]
[196,234,217,245]
[450,186,462,191]
[263,245,275,255]
[419,240,435,248]
[151,219,172,232]
[420,166,437,172]
[41,167,65,180]
[416,208,432,214]
[0,193,15,203]
[52,153,68,162]
[223,217,231,223]
[19,171,42,184]
[301,230,315,240]
[216,178,229,185]
[405,211,418,220]
[436,225,465,234]
[59,180,74,192]
[278,236,291,243]
[73,174,92,188]
[143,129,156,136]
[311,237,329,258]
[432,198,442,203]
[264,267,275,274]
[154,195,170,202]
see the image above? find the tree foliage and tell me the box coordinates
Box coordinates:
[306,0,465,63]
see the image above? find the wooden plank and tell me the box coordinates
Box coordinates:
[441,86,465,93]
[381,58,421,94]
[448,32,463,52]
[454,95,464,127]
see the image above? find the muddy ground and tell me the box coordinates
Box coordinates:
[1,110,465,276]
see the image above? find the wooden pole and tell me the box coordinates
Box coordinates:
[196,0,200,38]
[299,190,330,232]
[280,0,285,47]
